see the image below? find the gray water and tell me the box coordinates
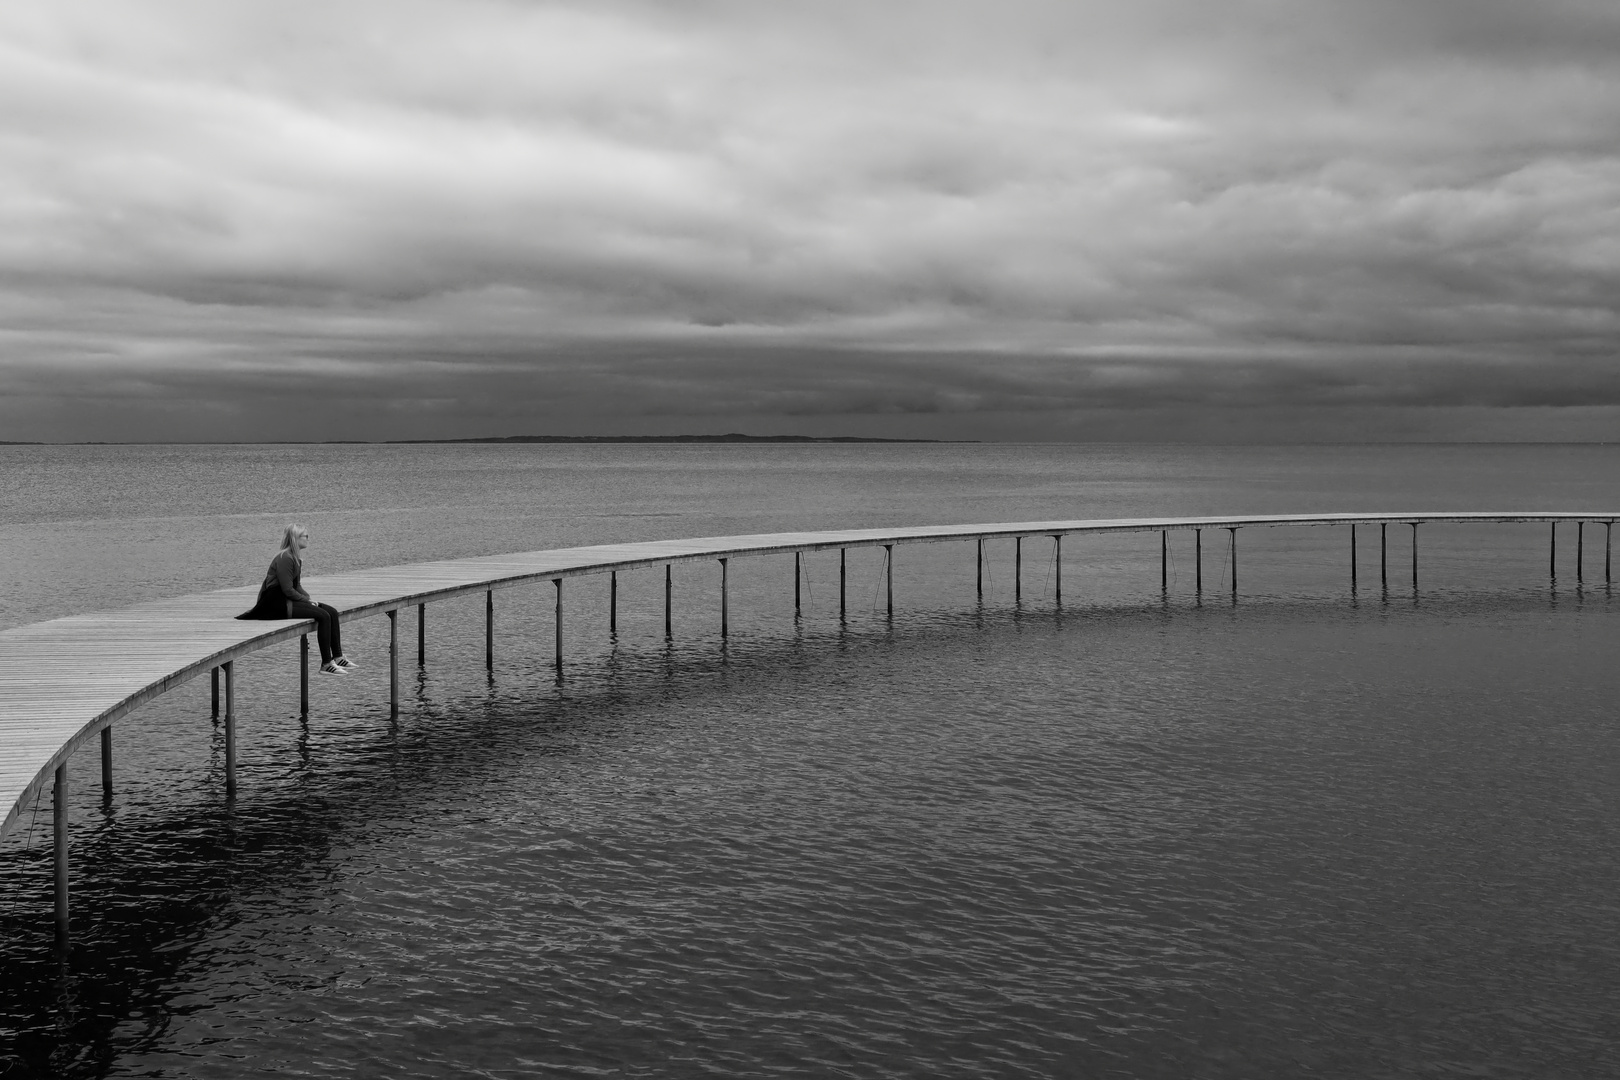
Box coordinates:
[2,443,1618,1078]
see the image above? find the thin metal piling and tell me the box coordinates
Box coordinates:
[1607,522,1612,585]
[1578,521,1584,584]
[1550,522,1557,581]
[1161,531,1167,593]
[610,572,618,636]
[1196,529,1202,595]
[1015,537,1022,604]
[54,763,68,942]
[388,609,399,719]
[418,603,426,666]
[1351,525,1357,591]
[1053,535,1062,605]
[794,553,801,618]
[300,635,309,717]
[720,559,729,637]
[553,579,563,671]
[485,590,494,671]
[885,545,894,617]
[976,538,983,601]
[223,661,236,802]
[839,549,847,622]
[1228,528,1238,598]
[211,666,219,721]
[100,727,112,798]
[1411,524,1419,590]
[665,566,673,639]
[1381,524,1387,590]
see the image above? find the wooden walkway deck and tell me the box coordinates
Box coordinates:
[2,513,1612,841]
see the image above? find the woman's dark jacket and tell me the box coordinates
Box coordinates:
[236,551,308,620]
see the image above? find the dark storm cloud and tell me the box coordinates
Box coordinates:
[1,0,1617,440]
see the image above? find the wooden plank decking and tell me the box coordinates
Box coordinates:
[1,513,1611,839]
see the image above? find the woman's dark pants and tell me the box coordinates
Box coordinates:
[288,601,344,664]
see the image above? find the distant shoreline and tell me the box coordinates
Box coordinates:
[0,435,962,445]
[6,438,1614,447]
[388,434,959,444]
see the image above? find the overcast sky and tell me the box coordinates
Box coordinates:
[2,0,1617,442]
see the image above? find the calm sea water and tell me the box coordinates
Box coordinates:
[2,443,1619,1078]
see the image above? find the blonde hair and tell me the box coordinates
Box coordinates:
[278,523,308,566]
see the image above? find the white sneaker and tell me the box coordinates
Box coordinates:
[335,656,359,670]
[321,661,347,676]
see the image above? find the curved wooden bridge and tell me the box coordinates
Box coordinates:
[2,512,1613,939]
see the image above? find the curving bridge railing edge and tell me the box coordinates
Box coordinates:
[3,512,1616,936]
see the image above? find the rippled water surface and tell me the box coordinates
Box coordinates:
[2,444,1619,1078]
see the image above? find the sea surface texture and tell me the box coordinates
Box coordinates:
[1,443,1618,1079]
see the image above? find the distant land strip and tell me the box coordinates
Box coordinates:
[0,436,960,445]
[387,433,958,444]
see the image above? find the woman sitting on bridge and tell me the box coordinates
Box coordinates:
[237,524,356,676]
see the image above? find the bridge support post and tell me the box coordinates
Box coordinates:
[720,559,729,637]
[1015,538,1022,603]
[388,610,399,718]
[418,603,426,666]
[211,666,219,722]
[485,590,494,671]
[300,635,309,717]
[1351,525,1357,591]
[1161,531,1167,593]
[1411,524,1419,590]
[1053,535,1062,605]
[223,660,236,802]
[100,727,112,798]
[840,549,847,622]
[1381,524,1387,589]
[885,545,894,617]
[1577,522,1584,584]
[665,566,673,640]
[610,572,618,636]
[1228,528,1238,598]
[794,553,801,618]
[54,763,68,943]
[553,579,563,670]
